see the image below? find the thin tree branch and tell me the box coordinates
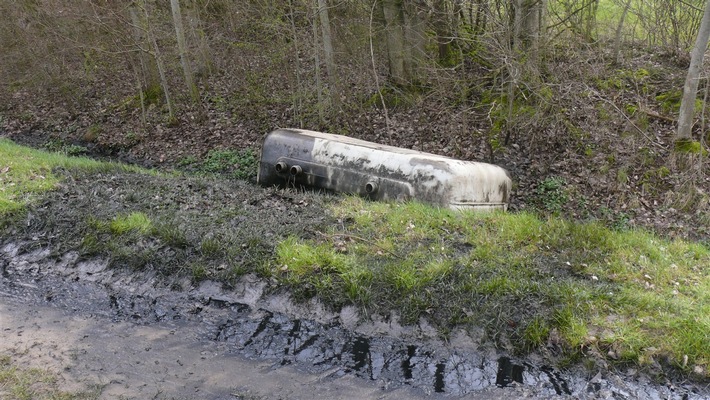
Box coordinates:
[586,85,668,149]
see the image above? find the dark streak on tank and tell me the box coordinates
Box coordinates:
[258,129,512,210]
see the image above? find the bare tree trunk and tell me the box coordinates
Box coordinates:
[677,0,710,141]
[583,0,599,42]
[376,0,425,85]
[524,0,542,64]
[473,0,488,37]
[316,0,338,107]
[512,0,543,56]
[187,0,213,77]
[288,0,303,126]
[128,5,159,90]
[433,0,454,66]
[505,0,544,145]
[505,0,524,146]
[381,0,410,86]
[613,0,632,64]
[312,9,324,124]
[403,1,425,79]
[170,0,199,103]
[142,0,175,120]
[369,0,391,138]
[134,69,147,124]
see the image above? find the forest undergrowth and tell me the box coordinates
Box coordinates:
[1,44,708,243]
[2,40,710,385]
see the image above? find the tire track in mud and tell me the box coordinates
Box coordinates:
[1,242,707,399]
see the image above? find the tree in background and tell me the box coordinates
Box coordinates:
[377,0,427,86]
[677,0,710,145]
[0,0,708,160]
[185,0,213,78]
[316,0,339,108]
[128,4,160,93]
[432,0,457,66]
[512,0,545,56]
[553,0,598,42]
[170,0,199,103]
[613,0,633,63]
[140,0,175,120]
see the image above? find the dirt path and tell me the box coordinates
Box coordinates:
[1,297,538,400]
[1,240,561,400]
[2,239,707,399]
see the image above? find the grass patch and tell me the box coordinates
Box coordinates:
[189,148,259,181]
[109,212,152,235]
[0,138,150,216]
[0,354,99,400]
[271,196,710,377]
[0,141,330,287]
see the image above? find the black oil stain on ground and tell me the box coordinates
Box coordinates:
[243,312,273,347]
[401,345,416,381]
[349,336,372,379]
[434,362,446,393]
[541,365,572,395]
[496,356,524,388]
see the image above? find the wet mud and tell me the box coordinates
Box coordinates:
[2,242,707,399]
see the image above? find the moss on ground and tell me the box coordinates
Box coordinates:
[674,139,708,156]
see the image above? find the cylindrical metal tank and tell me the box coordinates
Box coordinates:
[257,129,512,211]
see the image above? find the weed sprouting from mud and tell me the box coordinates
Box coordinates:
[179,148,259,181]
[152,222,189,248]
[0,353,100,400]
[109,212,152,235]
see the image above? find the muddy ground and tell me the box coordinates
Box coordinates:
[0,242,566,400]
[1,298,446,400]
[1,165,708,399]
[2,241,704,400]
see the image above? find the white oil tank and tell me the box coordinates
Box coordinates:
[257,129,512,211]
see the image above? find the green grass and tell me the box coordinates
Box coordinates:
[84,214,190,272]
[109,212,152,235]
[554,0,700,50]
[273,196,710,376]
[176,148,259,181]
[0,138,149,216]
[0,354,99,400]
[1,139,708,378]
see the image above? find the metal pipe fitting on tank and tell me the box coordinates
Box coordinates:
[274,161,288,173]
[365,181,378,194]
[289,165,303,176]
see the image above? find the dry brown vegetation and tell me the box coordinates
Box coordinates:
[0,0,708,241]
